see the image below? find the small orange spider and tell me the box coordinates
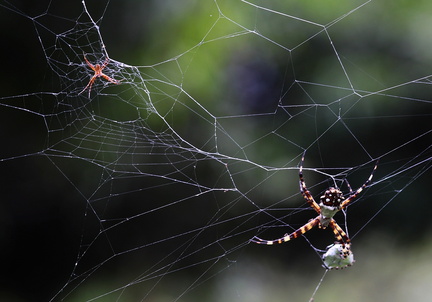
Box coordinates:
[79,55,120,97]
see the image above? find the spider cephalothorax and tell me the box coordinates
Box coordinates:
[320,187,344,207]
[251,153,378,269]
[318,187,344,228]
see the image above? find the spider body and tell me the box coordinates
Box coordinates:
[251,153,378,269]
[79,55,120,97]
[317,187,344,228]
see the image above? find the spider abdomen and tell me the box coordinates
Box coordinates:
[322,243,355,269]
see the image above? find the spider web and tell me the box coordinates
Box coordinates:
[1,0,432,301]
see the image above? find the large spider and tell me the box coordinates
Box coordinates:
[79,54,120,97]
[251,153,378,269]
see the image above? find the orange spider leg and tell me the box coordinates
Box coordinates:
[100,73,120,85]
[83,55,95,70]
